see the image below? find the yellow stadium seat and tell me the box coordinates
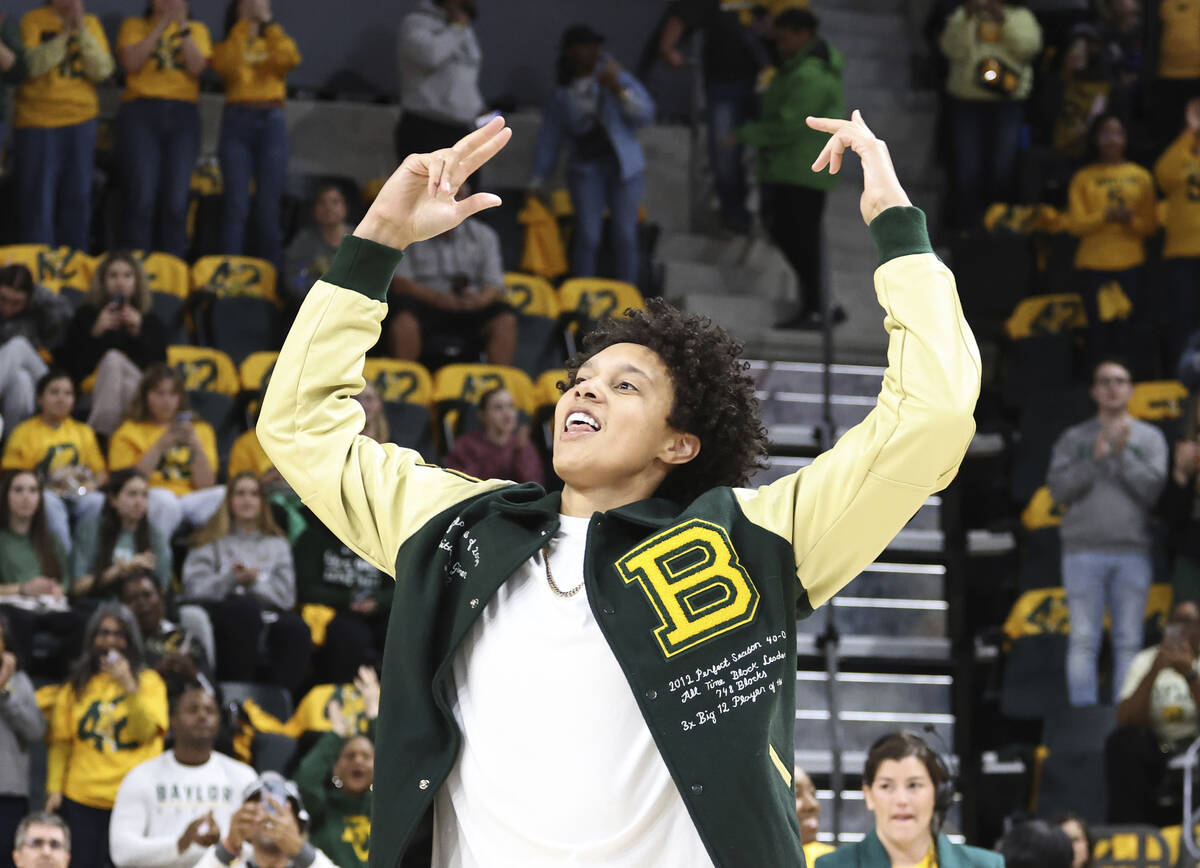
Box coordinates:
[362,359,433,407]
[191,255,278,303]
[1004,293,1088,339]
[133,251,190,299]
[239,352,280,394]
[167,345,240,396]
[0,244,97,294]
[535,369,567,410]
[503,272,559,318]
[558,277,644,323]
[1020,486,1064,531]
[433,364,535,448]
[1128,380,1188,421]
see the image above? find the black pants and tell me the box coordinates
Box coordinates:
[393,112,471,163]
[59,798,111,868]
[0,795,28,868]
[1105,725,1175,825]
[199,597,313,695]
[763,183,826,317]
[315,609,390,685]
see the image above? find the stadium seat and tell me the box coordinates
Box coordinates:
[1001,294,1087,409]
[363,359,436,461]
[0,244,97,310]
[167,345,243,469]
[250,732,298,776]
[1128,380,1188,446]
[533,368,567,465]
[949,233,1034,340]
[1000,587,1071,720]
[1019,487,1064,590]
[190,255,283,365]
[1090,826,1173,868]
[220,681,294,722]
[1010,386,1093,506]
[558,277,644,328]
[1035,705,1117,823]
[239,352,280,395]
[134,250,191,343]
[503,272,566,377]
[432,364,535,450]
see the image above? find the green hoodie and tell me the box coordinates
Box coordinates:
[295,724,376,868]
[738,37,846,191]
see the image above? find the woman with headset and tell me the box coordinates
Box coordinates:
[815,732,1002,868]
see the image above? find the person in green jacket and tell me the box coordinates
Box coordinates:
[815,732,1002,868]
[295,666,377,868]
[738,9,845,330]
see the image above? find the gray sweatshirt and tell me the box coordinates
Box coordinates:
[0,671,47,797]
[1047,416,1168,553]
[180,530,296,610]
[397,1,484,126]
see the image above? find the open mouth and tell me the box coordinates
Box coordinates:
[563,410,601,437]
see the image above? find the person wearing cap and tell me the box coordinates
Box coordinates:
[194,774,336,868]
[529,24,654,286]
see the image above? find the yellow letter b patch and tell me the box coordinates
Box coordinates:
[616,519,759,658]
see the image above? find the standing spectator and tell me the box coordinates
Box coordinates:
[282,183,351,307]
[13,0,113,249]
[0,614,48,868]
[0,264,70,432]
[738,9,845,330]
[394,0,483,161]
[46,603,168,868]
[108,681,255,868]
[3,371,106,552]
[1154,98,1200,363]
[108,365,224,541]
[0,14,27,151]
[1165,395,1200,601]
[1055,813,1094,868]
[115,1,210,258]
[117,573,212,690]
[386,215,516,366]
[999,819,1075,868]
[1067,113,1157,368]
[1107,599,1200,823]
[64,254,168,438]
[11,813,70,868]
[1047,358,1168,706]
[938,0,1043,229]
[529,25,654,286]
[70,471,171,599]
[793,765,834,864]
[193,776,335,868]
[659,0,767,234]
[210,0,301,270]
[293,668,377,868]
[181,473,310,694]
[444,387,543,485]
[1151,0,1200,152]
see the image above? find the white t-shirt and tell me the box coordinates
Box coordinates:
[432,514,713,867]
[1119,646,1200,745]
[110,750,259,868]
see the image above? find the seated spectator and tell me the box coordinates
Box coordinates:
[1107,599,1200,824]
[1067,114,1157,369]
[193,773,335,868]
[181,473,310,694]
[1154,99,1200,363]
[1165,396,1200,602]
[0,265,70,432]
[0,613,48,864]
[999,818,1074,868]
[109,680,256,868]
[118,572,213,693]
[815,732,1002,867]
[283,183,351,306]
[794,765,834,864]
[386,211,516,367]
[1047,358,1167,706]
[11,812,70,868]
[46,603,168,868]
[938,0,1043,229]
[529,25,654,286]
[63,254,168,438]
[294,667,377,868]
[294,512,390,684]
[71,471,171,599]
[444,387,544,485]
[1055,812,1094,868]
[352,383,389,446]
[3,370,107,552]
[108,365,224,541]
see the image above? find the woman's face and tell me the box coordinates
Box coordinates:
[863,756,937,851]
[230,477,262,523]
[1097,117,1127,161]
[113,476,149,524]
[104,260,138,303]
[39,377,75,422]
[355,383,381,419]
[333,736,375,796]
[1061,820,1090,868]
[147,377,182,424]
[7,473,40,525]
[93,615,129,655]
[313,188,348,228]
[481,389,519,439]
[794,768,821,845]
[566,42,600,76]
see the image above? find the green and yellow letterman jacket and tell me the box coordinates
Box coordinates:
[258,207,981,868]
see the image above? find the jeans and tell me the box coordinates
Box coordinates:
[0,336,48,435]
[566,157,644,285]
[706,80,756,230]
[42,490,105,554]
[13,119,97,249]
[947,97,1025,230]
[1063,549,1153,706]
[118,99,201,258]
[218,105,288,269]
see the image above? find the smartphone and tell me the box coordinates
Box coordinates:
[175,411,192,425]
[1165,623,1186,647]
[105,649,121,666]
[259,772,290,816]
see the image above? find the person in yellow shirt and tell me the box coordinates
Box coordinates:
[1154,98,1200,363]
[107,364,225,541]
[13,0,114,249]
[211,0,301,271]
[45,603,167,868]
[116,0,212,258]
[2,370,107,552]
[1067,113,1157,371]
[1151,0,1200,153]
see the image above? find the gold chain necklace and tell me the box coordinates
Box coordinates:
[543,546,584,598]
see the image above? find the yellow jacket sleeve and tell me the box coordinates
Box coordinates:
[1067,169,1107,237]
[1155,132,1196,196]
[734,208,980,608]
[46,685,75,794]
[258,237,508,577]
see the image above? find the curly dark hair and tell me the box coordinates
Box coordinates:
[562,299,768,505]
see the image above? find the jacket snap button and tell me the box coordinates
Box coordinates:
[418,779,430,790]
[469,598,479,608]
[602,606,615,616]
[691,784,703,795]
[645,689,657,700]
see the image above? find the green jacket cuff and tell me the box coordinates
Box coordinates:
[322,235,404,302]
[868,206,933,267]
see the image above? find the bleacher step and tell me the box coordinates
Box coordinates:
[796,634,952,662]
[795,671,953,714]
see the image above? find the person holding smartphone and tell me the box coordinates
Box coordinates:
[1107,599,1200,824]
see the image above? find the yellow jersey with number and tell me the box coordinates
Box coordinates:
[108,419,218,496]
[118,17,212,103]
[1067,161,1158,271]
[1155,130,1200,259]
[1,416,106,477]
[48,670,167,808]
[15,7,110,128]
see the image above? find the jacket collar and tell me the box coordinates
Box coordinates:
[492,484,683,530]
[861,830,963,867]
